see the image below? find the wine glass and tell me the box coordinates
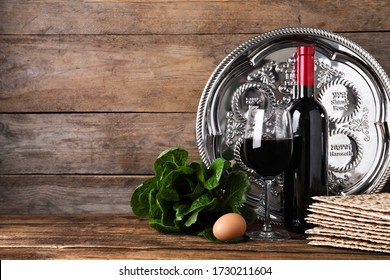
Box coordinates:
[243,105,293,240]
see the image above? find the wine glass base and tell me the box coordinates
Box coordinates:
[247,230,290,241]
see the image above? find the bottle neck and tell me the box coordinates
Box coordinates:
[296,85,315,99]
[296,46,315,99]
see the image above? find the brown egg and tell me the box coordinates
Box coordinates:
[212,213,247,241]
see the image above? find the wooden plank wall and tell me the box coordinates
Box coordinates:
[0,0,389,214]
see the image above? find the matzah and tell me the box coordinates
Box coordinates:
[309,202,390,221]
[308,236,390,254]
[306,226,390,244]
[305,193,390,254]
[312,193,390,212]
[306,206,390,225]
[306,214,390,234]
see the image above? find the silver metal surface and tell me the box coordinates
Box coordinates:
[196,27,390,223]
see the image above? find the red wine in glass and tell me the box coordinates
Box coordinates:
[244,138,292,176]
[243,106,293,241]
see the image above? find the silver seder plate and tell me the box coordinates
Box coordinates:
[196,27,390,223]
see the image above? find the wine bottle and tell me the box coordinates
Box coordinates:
[283,46,329,233]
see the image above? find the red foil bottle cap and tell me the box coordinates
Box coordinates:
[297,46,315,86]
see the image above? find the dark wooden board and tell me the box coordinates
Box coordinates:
[0,173,388,215]
[0,33,389,113]
[1,0,389,35]
[0,175,147,214]
[0,113,198,174]
[0,34,231,113]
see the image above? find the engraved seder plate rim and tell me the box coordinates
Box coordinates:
[195,27,390,223]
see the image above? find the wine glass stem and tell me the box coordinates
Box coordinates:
[262,179,273,232]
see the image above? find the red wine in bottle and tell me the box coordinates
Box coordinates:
[283,46,329,233]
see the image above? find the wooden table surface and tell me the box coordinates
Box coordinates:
[0,214,388,260]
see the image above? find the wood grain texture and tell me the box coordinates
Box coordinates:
[0,113,198,174]
[0,175,146,214]
[0,174,388,215]
[0,34,237,112]
[0,0,389,261]
[0,33,389,113]
[1,0,390,224]
[0,214,388,260]
[0,0,389,35]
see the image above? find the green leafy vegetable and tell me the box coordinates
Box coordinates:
[130,147,255,241]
